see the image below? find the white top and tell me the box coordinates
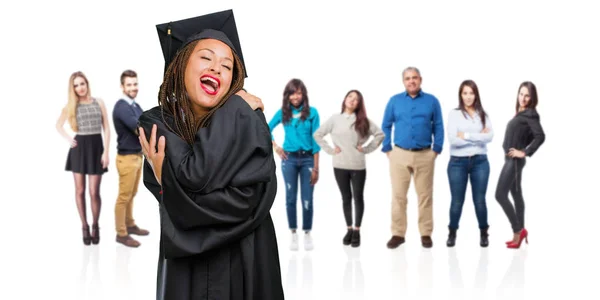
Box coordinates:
[446,108,494,157]
[313,112,384,170]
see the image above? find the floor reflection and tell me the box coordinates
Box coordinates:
[448,247,465,300]
[496,249,527,300]
[115,245,133,299]
[342,246,364,299]
[286,252,313,299]
[417,248,434,299]
[76,246,103,299]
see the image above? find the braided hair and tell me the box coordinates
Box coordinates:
[157,39,246,145]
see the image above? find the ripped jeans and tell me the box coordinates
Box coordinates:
[281,151,314,231]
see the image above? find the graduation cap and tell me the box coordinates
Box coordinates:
[156,9,247,77]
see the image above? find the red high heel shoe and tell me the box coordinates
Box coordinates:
[507,228,528,249]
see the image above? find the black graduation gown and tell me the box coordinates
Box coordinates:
[137,95,285,300]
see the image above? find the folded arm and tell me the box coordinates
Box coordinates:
[464,114,494,144]
[138,95,272,194]
[158,147,278,259]
[447,111,473,147]
[142,159,162,202]
[115,102,140,133]
[139,95,278,258]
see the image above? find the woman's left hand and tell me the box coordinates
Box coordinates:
[139,124,166,185]
[508,148,525,158]
[101,152,109,169]
[236,90,264,111]
[357,145,364,152]
[310,169,319,185]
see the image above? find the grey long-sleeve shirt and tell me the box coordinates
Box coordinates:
[313,112,385,170]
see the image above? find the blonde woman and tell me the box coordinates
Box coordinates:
[56,71,110,245]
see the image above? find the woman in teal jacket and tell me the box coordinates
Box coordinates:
[269,78,320,252]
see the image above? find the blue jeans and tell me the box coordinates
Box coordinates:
[281,152,314,231]
[447,154,490,230]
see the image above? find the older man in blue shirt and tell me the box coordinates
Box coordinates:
[381,67,444,249]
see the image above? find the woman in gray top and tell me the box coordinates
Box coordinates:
[313,90,384,247]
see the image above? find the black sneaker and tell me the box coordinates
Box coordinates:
[343,229,353,245]
[351,230,360,247]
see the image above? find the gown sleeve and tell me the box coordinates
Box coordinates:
[138,95,278,259]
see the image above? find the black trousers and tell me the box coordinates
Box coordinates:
[333,168,366,227]
[495,157,526,233]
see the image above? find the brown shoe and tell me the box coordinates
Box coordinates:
[116,235,141,248]
[387,236,405,249]
[421,236,433,248]
[127,225,149,236]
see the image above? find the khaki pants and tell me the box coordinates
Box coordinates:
[115,153,143,237]
[389,146,436,237]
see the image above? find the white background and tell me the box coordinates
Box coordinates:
[1,0,599,299]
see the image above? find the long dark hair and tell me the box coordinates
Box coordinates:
[157,39,245,145]
[458,79,487,127]
[515,81,538,114]
[281,78,310,124]
[341,90,370,138]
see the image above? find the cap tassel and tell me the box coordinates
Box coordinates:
[166,22,173,74]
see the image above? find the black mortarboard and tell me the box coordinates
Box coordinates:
[156,9,247,77]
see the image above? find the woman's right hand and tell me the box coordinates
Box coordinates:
[70,138,77,148]
[236,90,264,111]
[274,146,288,160]
[139,124,166,185]
[334,146,341,154]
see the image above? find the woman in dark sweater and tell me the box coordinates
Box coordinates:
[495,81,545,249]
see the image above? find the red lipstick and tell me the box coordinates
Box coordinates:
[200,75,220,96]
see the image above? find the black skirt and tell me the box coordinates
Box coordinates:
[65,134,108,175]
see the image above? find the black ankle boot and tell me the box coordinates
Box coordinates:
[343,229,353,245]
[351,230,360,247]
[82,225,91,246]
[91,224,100,245]
[480,227,489,247]
[446,228,457,247]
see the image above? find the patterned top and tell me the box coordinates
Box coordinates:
[76,98,103,135]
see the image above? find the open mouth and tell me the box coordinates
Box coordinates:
[200,75,220,96]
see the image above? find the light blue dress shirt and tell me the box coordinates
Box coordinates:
[446,108,493,157]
